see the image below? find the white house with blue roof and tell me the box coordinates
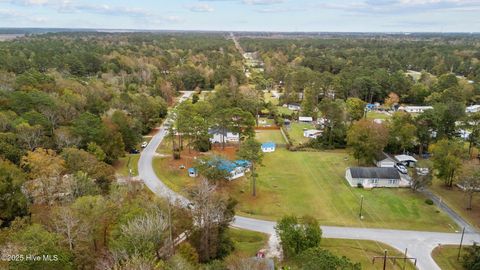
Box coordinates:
[261,142,276,153]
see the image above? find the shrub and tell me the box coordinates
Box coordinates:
[425,199,434,205]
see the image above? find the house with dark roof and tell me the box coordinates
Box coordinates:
[345,167,401,188]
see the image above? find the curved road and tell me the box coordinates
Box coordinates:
[139,91,480,270]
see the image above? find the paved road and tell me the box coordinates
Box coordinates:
[139,91,480,270]
[421,188,477,233]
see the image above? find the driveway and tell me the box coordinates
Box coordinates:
[138,91,480,270]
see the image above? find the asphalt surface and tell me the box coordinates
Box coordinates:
[139,91,480,270]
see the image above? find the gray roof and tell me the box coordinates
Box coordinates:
[349,167,400,180]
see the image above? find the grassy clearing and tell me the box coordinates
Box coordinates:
[366,111,391,120]
[432,245,464,270]
[430,180,480,230]
[254,130,286,145]
[321,238,416,270]
[276,106,294,116]
[114,154,140,176]
[285,122,315,145]
[229,148,455,231]
[228,228,269,257]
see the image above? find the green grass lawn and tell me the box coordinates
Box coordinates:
[154,145,456,231]
[285,122,315,145]
[430,180,480,230]
[115,154,140,176]
[366,111,391,120]
[321,238,416,270]
[228,228,269,257]
[276,106,294,116]
[230,148,456,232]
[432,245,464,270]
[254,130,287,145]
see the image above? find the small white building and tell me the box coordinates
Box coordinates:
[287,104,301,111]
[209,128,239,144]
[303,129,322,139]
[345,167,402,188]
[399,106,433,114]
[466,105,480,113]
[376,153,396,168]
[298,116,313,123]
[261,142,276,153]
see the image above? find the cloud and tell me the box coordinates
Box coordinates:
[242,0,285,5]
[0,7,48,23]
[256,6,306,13]
[186,3,215,12]
[317,0,480,15]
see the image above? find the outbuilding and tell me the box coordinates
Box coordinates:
[394,154,417,167]
[345,167,401,188]
[376,153,396,168]
[261,142,276,153]
[298,116,313,123]
[188,168,198,178]
[303,129,322,139]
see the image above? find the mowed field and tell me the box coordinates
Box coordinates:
[153,130,456,232]
[431,245,464,270]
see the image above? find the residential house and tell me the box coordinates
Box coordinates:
[398,106,433,114]
[209,128,239,144]
[215,159,251,181]
[466,105,480,113]
[345,167,402,188]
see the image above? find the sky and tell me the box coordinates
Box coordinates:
[0,0,479,32]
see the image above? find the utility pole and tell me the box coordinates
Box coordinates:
[458,227,466,261]
[403,248,408,270]
[383,249,388,270]
[359,195,364,219]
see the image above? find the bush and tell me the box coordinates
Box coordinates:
[425,199,434,205]
[357,183,364,189]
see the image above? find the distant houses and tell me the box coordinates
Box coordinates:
[286,103,301,111]
[209,128,239,144]
[261,142,276,153]
[466,105,480,113]
[298,116,313,123]
[345,167,402,188]
[398,106,433,114]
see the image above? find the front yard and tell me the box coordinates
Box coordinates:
[432,245,464,270]
[153,130,456,232]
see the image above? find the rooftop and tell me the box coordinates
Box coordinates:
[349,167,400,180]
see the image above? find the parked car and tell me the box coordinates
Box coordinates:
[395,163,408,174]
[141,141,148,148]
[129,148,140,154]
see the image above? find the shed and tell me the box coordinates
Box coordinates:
[298,116,313,123]
[188,168,198,178]
[345,167,401,188]
[304,129,322,139]
[376,152,396,168]
[261,142,276,153]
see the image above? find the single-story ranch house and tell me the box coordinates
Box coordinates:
[217,159,251,181]
[345,167,401,188]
